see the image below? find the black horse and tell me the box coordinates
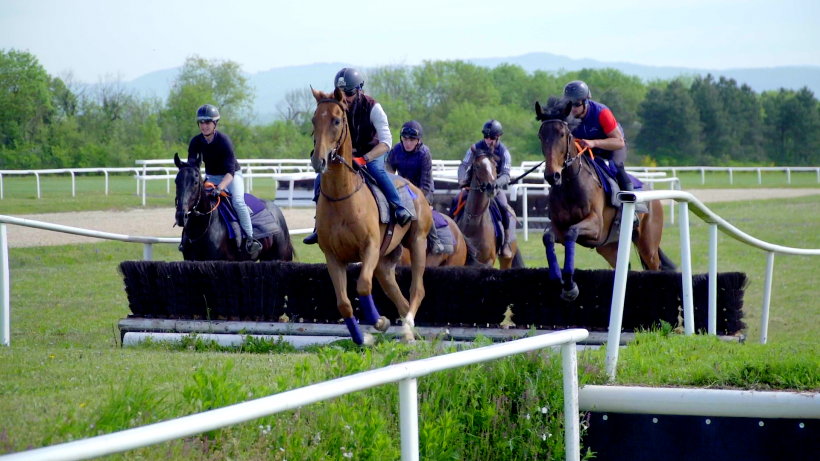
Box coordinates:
[174,153,295,262]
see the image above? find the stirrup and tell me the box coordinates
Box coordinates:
[246,239,262,254]
[394,207,412,226]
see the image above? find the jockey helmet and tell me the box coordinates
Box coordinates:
[563,80,591,107]
[334,68,365,95]
[196,104,220,123]
[400,120,423,139]
[481,119,503,138]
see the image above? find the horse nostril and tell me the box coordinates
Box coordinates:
[552,172,561,183]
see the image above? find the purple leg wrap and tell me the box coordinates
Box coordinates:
[344,317,364,345]
[562,239,576,289]
[543,235,561,281]
[359,295,380,325]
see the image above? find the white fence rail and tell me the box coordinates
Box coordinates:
[0,329,590,461]
[604,190,820,379]
[632,166,820,185]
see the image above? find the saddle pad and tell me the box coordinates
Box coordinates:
[431,210,455,254]
[217,194,282,240]
[589,157,648,214]
[366,173,418,224]
[432,209,449,229]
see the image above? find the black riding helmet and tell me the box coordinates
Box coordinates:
[196,104,220,123]
[334,68,365,95]
[400,120,423,139]
[563,80,591,107]
[481,119,503,138]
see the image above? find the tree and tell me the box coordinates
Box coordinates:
[0,49,54,150]
[275,86,315,128]
[636,80,703,164]
[162,55,254,144]
[690,74,732,163]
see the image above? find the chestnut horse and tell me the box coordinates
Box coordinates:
[453,150,524,269]
[535,97,675,301]
[400,213,470,266]
[311,87,433,345]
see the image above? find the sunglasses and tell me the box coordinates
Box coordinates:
[342,88,358,96]
[401,128,420,138]
[483,135,499,141]
[572,101,585,108]
[197,120,214,125]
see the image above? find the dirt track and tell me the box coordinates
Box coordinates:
[5,189,820,248]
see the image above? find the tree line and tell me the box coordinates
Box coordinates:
[2,48,820,170]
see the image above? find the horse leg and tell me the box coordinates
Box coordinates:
[326,256,370,346]
[404,233,428,343]
[374,247,416,342]
[635,201,665,271]
[356,244,390,336]
[596,243,619,268]
[542,227,562,282]
[561,214,602,301]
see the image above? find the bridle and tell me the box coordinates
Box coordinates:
[465,153,498,221]
[314,98,364,202]
[540,119,584,180]
[177,168,221,242]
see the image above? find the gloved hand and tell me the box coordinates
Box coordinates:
[353,156,367,167]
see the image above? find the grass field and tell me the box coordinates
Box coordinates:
[1,169,819,215]
[0,185,819,459]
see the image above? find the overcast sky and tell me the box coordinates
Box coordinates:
[2,0,818,83]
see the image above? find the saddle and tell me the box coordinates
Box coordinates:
[203,183,282,248]
[362,172,418,224]
[451,190,509,255]
[431,210,455,255]
[583,157,649,247]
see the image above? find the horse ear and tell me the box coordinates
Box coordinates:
[534,101,544,121]
[333,86,345,102]
[195,152,202,169]
[311,85,323,103]
[174,153,182,169]
[563,99,573,119]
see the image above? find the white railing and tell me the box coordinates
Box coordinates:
[0,328,590,461]
[633,166,820,185]
[604,190,820,379]
[0,168,154,200]
[0,216,179,347]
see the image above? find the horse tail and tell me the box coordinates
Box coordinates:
[511,246,525,269]
[657,247,677,272]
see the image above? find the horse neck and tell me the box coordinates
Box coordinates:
[464,175,491,225]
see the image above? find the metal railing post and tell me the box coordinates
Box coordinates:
[399,378,420,461]
[679,202,695,335]
[1,224,9,346]
[143,244,153,261]
[104,171,109,195]
[562,343,581,461]
[0,173,4,199]
[164,169,171,194]
[728,169,733,185]
[700,168,705,185]
[708,224,718,335]
[35,172,41,199]
[605,201,635,380]
[523,187,529,241]
[786,168,791,184]
[288,179,295,208]
[71,171,76,197]
[757,168,762,185]
[760,252,775,344]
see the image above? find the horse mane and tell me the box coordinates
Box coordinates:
[535,96,582,131]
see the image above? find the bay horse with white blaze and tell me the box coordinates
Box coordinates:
[311,87,433,345]
[535,97,675,301]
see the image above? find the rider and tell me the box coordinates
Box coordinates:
[386,120,445,254]
[184,104,262,255]
[456,119,515,259]
[563,80,633,191]
[303,68,413,245]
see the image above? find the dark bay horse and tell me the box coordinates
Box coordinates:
[174,153,294,262]
[535,97,675,301]
[454,150,524,269]
[399,213,471,266]
[311,87,433,345]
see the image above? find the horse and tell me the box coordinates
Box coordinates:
[534,96,675,301]
[173,153,295,262]
[310,87,433,345]
[399,212,472,266]
[453,150,524,269]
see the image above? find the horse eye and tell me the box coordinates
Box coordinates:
[333,118,341,126]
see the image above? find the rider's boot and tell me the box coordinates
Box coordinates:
[393,205,412,227]
[178,231,186,252]
[428,222,445,254]
[246,238,263,256]
[615,163,634,192]
[303,215,318,244]
[501,229,513,259]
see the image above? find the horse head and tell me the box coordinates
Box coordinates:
[470,148,498,197]
[535,96,580,186]
[310,87,349,174]
[174,152,203,227]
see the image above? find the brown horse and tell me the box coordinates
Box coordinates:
[311,87,433,345]
[399,213,470,266]
[535,97,675,301]
[453,150,524,269]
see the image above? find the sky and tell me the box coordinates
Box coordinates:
[1,0,818,83]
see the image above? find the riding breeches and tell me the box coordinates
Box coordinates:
[207,172,253,239]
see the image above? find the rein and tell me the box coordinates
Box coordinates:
[540,119,594,182]
[315,98,364,202]
[181,174,222,243]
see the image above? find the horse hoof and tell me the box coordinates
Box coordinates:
[375,317,391,332]
[362,333,375,346]
[402,336,417,345]
[561,284,579,302]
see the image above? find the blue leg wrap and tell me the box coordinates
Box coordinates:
[344,317,364,345]
[543,234,561,281]
[360,294,380,325]
[562,239,576,289]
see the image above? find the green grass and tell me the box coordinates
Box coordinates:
[0,194,818,459]
[639,169,820,189]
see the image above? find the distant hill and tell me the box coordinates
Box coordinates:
[117,52,820,124]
